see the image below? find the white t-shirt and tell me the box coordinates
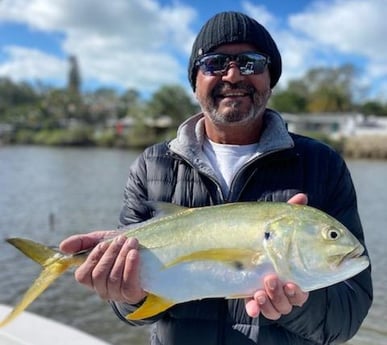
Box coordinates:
[203,137,260,196]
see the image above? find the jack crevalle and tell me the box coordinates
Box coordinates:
[0,202,369,327]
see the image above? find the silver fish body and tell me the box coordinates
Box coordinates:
[135,202,368,301]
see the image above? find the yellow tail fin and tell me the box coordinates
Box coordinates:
[0,238,82,328]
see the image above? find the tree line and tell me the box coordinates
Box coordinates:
[0,57,200,146]
[270,64,387,115]
[0,57,386,147]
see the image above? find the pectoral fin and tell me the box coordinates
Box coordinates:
[165,248,258,270]
[126,293,175,320]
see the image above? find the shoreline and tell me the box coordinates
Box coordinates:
[2,133,387,160]
[342,135,387,160]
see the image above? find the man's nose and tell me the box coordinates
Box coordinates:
[221,62,246,84]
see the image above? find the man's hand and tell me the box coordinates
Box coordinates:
[244,193,310,319]
[60,231,146,304]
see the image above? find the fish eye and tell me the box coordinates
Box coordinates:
[325,227,341,241]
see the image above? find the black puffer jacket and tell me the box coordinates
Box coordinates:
[112,110,372,345]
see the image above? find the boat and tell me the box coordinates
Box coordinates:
[0,304,112,345]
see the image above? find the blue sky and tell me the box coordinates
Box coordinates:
[0,0,386,102]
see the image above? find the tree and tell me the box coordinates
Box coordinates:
[360,101,387,116]
[0,78,39,108]
[121,88,144,119]
[304,65,355,112]
[68,55,81,96]
[83,87,121,124]
[307,85,352,112]
[0,78,41,125]
[271,64,358,113]
[146,85,199,125]
[270,89,307,113]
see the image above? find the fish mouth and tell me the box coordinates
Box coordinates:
[339,244,365,266]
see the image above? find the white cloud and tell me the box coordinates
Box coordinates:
[289,0,387,58]
[240,2,317,88]
[376,81,387,101]
[242,1,277,28]
[0,0,197,93]
[242,0,387,100]
[287,0,387,99]
[0,46,67,82]
[0,0,385,100]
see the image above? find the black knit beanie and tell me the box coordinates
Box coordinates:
[188,11,282,91]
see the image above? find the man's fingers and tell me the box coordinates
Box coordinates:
[72,235,146,304]
[59,230,119,253]
[244,297,261,318]
[122,242,146,303]
[108,237,144,302]
[91,236,127,300]
[284,283,309,307]
[74,241,110,287]
[287,193,308,205]
[245,277,310,320]
[263,277,292,316]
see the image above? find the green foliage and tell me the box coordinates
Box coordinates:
[270,89,307,113]
[271,64,360,113]
[146,85,200,125]
[359,101,387,116]
[93,128,117,147]
[32,127,93,146]
[14,129,36,144]
[1,61,386,148]
[0,78,40,116]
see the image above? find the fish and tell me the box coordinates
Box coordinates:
[0,201,369,327]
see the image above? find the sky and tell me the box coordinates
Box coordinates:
[0,0,386,102]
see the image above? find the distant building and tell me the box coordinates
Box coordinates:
[282,113,387,138]
[108,115,173,136]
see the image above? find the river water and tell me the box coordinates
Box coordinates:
[0,145,386,345]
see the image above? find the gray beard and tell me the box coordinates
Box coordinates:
[204,89,271,126]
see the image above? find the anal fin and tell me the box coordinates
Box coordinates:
[126,293,175,320]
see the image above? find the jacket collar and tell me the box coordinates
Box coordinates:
[169,109,294,165]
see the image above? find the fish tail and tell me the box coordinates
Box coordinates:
[0,238,81,328]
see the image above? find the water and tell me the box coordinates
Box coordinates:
[345,160,387,345]
[0,146,386,345]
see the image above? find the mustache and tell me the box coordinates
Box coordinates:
[211,82,256,98]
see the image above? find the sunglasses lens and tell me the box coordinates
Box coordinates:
[238,53,268,75]
[196,53,269,76]
[198,55,228,75]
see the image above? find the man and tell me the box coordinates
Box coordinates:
[60,11,372,345]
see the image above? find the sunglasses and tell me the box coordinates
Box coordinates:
[195,52,270,76]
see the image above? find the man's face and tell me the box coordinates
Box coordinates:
[195,43,272,128]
